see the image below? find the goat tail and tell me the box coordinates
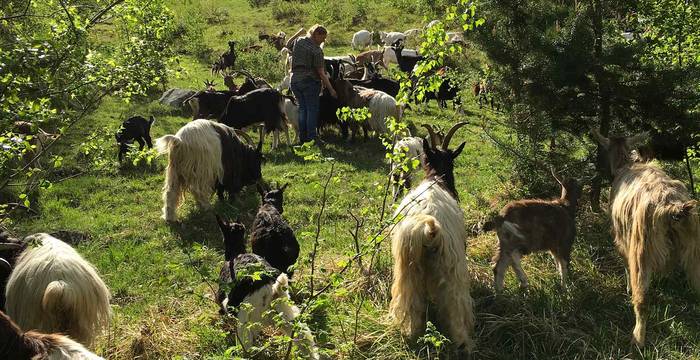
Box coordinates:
[155,134,181,155]
[42,281,74,315]
[501,221,525,240]
[389,214,441,337]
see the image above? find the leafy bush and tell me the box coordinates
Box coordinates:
[236,39,285,84]
[172,12,213,61]
[271,0,306,24]
[248,0,271,8]
[309,0,369,29]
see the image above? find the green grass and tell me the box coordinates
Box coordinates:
[8,0,700,359]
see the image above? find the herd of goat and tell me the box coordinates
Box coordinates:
[2,22,699,360]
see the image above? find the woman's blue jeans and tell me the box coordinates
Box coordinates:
[290,78,321,143]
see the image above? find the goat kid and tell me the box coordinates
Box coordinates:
[115,115,155,161]
[215,216,317,359]
[483,172,581,291]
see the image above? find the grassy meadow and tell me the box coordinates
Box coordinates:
[8,0,700,359]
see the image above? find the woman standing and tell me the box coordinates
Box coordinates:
[287,25,337,144]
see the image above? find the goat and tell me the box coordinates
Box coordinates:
[473,79,497,110]
[355,49,387,70]
[0,310,103,359]
[215,216,318,359]
[390,124,445,202]
[592,129,700,347]
[259,31,287,50]
[250,183,299,276]
[212,41,237,75]
[219,88,291,149]
[352,30,372,50]
[155,119,264,221]
[4,233,110,346]
[382,46,420,68]
[422,68,461,109]
[392,40,425,73]
[318,88,356,140]
[348,71,401,98]
[483,171,581,291]
[0,231,25,311]
[390,122,474,352]
[11,121,58,169]
[334,79,402,135]
[115,115,155,161]
[282,97,299,143]
[404,28,421,38]
[379,31,406,46]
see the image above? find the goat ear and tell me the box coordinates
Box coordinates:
[422,136,431,154]
[451,142,466,159]
[149,116,156,126]
[591,128,609,148]
[257,183,266,197]
[215,215,228,230]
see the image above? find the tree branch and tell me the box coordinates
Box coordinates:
[86,0,125,29]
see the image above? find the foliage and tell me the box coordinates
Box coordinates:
[309,0,370,29]
[235,39,285,84]
[270,0,306,24]
[172,10,212,60]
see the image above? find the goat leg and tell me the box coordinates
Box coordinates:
[510,251,529,289]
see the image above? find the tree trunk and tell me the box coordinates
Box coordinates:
[590,0,611,213]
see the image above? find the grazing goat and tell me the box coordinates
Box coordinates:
[12,121,58,168]
[215,216,317,359]
[390,124,444,202]
[115,115,155,161]
[348,71,401,98]
[186,74,269,120]
[382,46,419,68]
[155,119,264,221]
[390,122,474,352]
[212,41,237,75]
[355,49,387,70]
[0,310,103,359]
[4,233,110,346]
[334,79,402,135]
[250,183,299,276]
[592,129,700,347]
[259,31,287,50]
[219,88,291,149]
[483,172,581,291]
[352,30,372,50]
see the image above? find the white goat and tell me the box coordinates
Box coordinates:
[352,30,372,50]
[379,31,406,46]
[382,46,419,67]
[282,98,299,143]
[390,122,474,352]
[4,233,111,347]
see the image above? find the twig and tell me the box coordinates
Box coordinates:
[0,0,32,21]
[309,161,335,295]
[348,210,365,271]
[87,0,125,29]
[2,202,38,215]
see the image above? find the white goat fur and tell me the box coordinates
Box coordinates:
[391,137,424,199]
[358,88,402,134]
[282,98,299,143]
[380,31,406,46]
[610,160,700,346]
[231,274,319,360]
[5,233,110,347]
[390,181,474,350]
[42,336,104,359]
[352,30,372,50]
[382,47,419,67]
[155,119,225,221]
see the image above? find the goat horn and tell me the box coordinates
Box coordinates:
[421,124,439,148]
[234,129,254,146]
[0,243,22,251]
[442,121,469,149]
[550,167,566,199]
[0,258,10,273]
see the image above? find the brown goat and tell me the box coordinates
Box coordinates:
[593,129,700,347]
[355,49,387,70]
[483,172,581,291]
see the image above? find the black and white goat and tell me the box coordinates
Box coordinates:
[483,171,581,291]
[155,119,264,222]
[215,216,317,359]
[220,88,291,149]
[115,115,155,161]
[185,74,270,120]
[2,233,111,347]
[334,79,402,135]
[250,183,299,276]
[0,310,103,359]
[390,122,474,352]
[390,124,445,202]
[391,40,424,73]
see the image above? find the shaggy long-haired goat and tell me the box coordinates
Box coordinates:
[3,233,110,346]
[0,310,103,359]
[592,129,700,347]
[390,122,474,351]
[155,119,264,221]
[215,216,318,359]
[251,182,299,276]
[483,171,581,291]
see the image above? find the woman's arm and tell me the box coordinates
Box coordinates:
[316,67,337,98]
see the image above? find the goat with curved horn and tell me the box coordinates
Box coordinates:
[234,129,254,146]
[441,121,469,149]
[421,124,440,147]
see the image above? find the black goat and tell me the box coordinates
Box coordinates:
[348,74,400,98]
[219,88,290,148]
[185,74,270,120]
[212,41,236,75]
[250,183,299,276]
[392,39,425,73]
[115,115,155,161]
[0,231,26,311]
[424,68,461,109]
